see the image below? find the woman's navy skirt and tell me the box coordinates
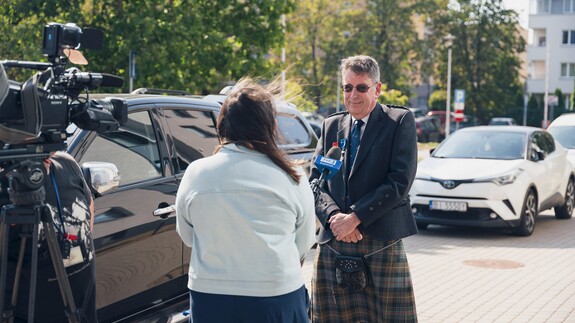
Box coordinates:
[189,285,309,323]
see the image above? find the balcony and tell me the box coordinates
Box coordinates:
[526,45,547,60]
[527,78,545,93]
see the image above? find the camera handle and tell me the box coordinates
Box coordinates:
[0,204,80,323]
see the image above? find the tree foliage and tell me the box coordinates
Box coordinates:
[527,94,541,127]
[0,0,295,94]
[427,0,525,124]
[553,88,566,120]
[378,84,409,106]
[428,90,447,111]
[0,0,527,118]
[284,0,442,112]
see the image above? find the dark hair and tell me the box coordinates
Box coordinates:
[216,77,301,183]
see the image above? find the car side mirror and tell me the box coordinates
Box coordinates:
[537,150,546,161]
[81,161,121,197]
[530,149,545,162]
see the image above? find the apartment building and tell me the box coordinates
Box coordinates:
[527,0,575,110]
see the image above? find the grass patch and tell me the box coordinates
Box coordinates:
[418,142,440,151]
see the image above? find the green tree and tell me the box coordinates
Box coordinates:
[282,0,347,109]
[527,94,541,127]
[552,88,566,120]
[378,84,409,106]
[0,0,296,93]
[285,80,318,112]
[363,0,443,95]
[284,0,442,112]
[428,0,525,124]
[428,90,447,111]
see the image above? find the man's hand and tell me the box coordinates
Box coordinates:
[338,228,363,243]
[328,212,361,239]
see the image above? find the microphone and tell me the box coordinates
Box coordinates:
[68,71,124,89]
[99,74,125,87]
[311,146,342,199]
[315,146,342,183]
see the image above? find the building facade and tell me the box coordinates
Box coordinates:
[527,0,575,111]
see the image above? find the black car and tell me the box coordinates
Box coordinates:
[66,89,317,322]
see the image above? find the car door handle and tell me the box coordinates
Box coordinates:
[153,204,176,219]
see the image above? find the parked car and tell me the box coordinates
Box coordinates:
[426,110,455,128]
[201,94,318,169]
[301,111,324,138]
[301,111,325,124]
[415,116,443,143]
[489,117,517,126]
[66,88,318,322]
[449,114,479,133]
[307,120,322,138]
[547,113,575,168]
[409,126,574,236]
[427,116,446,140]
[409,107,427,118]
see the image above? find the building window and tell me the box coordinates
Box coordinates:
[562,30,575,44]
[561,63,575,77]
[538,0,550,13]
[564,0,575,12]
[539,36,546,46]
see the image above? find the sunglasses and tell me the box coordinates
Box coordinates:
[341,83,376,93]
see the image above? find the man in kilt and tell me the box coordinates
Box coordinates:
[309,55,418,322]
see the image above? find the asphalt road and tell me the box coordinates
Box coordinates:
[302,210,575,322]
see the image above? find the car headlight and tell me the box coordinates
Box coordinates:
[474,169,523,186]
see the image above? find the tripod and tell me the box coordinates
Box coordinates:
[0,159,79,323]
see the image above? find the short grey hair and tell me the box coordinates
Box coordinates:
[340,55,380,84]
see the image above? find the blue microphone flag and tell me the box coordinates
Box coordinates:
[314,155,342,181]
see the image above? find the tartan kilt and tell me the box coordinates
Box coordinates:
[311,237,417,323]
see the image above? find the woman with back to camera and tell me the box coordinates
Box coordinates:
[175,77,316,322]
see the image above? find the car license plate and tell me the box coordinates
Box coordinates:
[429,200,467,212]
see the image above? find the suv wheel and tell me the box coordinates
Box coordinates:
[555,178,574,219]
[513,189,537,236]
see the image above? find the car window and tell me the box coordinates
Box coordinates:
[530,132,548,161]
[548,126,575,149]
[433,130,525,160]
[79,110,162,185]
[542,132,555,153]
[161,108,219,172]
[277,113,312,146]
[532,132,552,154]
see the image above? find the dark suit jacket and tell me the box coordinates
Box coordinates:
[311,103,418,244]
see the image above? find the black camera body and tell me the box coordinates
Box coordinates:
[0,22,127,155]
[0,22,127,208]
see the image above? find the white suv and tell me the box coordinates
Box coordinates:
[547,113,575,170]
[410,126,574,236]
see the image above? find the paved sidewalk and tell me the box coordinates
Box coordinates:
[302,211,575,322]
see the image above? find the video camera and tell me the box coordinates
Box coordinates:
[0,23,128,322]
[0,22,127,156]
[0,21,128,206]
